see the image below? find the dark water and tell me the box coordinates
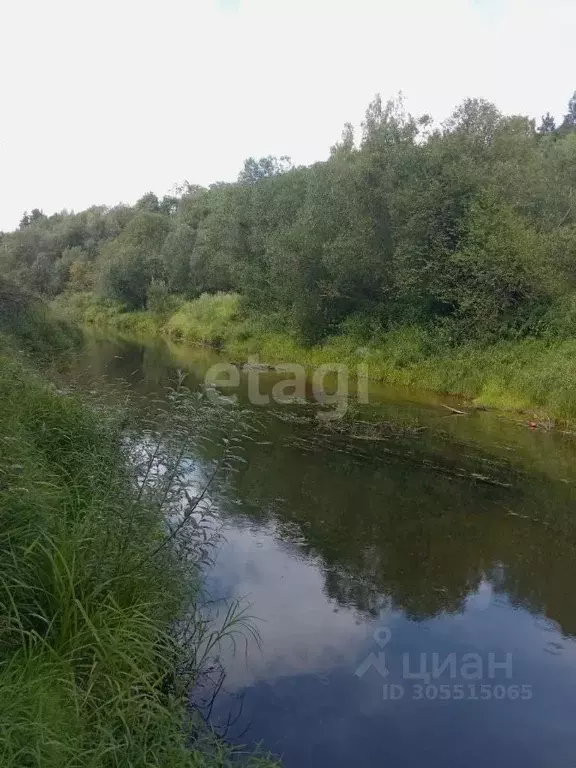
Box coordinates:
[69,333,576,767]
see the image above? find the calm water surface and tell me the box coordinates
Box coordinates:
[69,333,576,768]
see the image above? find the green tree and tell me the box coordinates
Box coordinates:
[538,112,556,134]
[3,92,576,353]
[135,192,161,213]
[559,91,576,133]
[98,213,169,308]
[238,156,293,185]
[443,193,551,338]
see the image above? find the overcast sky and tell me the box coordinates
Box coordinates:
[1,0,574,231]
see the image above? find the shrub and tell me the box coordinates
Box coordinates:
[165,293,241,346]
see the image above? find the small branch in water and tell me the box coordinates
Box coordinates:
[319,433,391,442]
[469,472,512,489]
[441,404,468,416]
[505,509,552,528]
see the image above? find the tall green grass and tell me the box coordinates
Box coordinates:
[54,291,164,337]
[0,277,82,359]
[0,350,180,765]
[165,294,241,347]
[0,292,280,766]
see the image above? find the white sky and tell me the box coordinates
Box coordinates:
[1,0,574,232]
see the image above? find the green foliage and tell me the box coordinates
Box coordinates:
[0,352,175,765]
[98,213,170,309]
[135,190,161,212]
[4,90,576,408]
[4,91,574,344]
[54,292,165,337]
[162,223,196,292]
[238,155,294,185]
[441,193,553,339]
[147,278,182,315]
[559,90,576,135]
[0,304,280,767]
[98,246,160,309]
[0,277,81,358]
[538,112,556,135]
[166,293,241,346]
[2,205,135,296]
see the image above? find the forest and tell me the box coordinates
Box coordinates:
[2,92,576,387]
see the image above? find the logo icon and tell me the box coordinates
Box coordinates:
[355,626,391,679]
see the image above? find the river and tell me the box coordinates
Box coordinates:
[66,331,576,767]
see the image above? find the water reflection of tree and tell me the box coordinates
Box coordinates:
[220,421,576,635]
[66,342,576,636]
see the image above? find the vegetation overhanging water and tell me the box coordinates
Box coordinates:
[0,282,280,766]
[3,91,576,420]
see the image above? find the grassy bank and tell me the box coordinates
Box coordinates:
[56,291,576,422]
[0,286,278,766]
[0,278,82,360]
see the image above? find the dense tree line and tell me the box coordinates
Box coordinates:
[2,92,576,345]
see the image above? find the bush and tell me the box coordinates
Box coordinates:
[165,293,241,346]
[0,277,81,358]
[147,278,183,316]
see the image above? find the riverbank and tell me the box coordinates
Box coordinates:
[56,292,576,423]
[0,284,278,767]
